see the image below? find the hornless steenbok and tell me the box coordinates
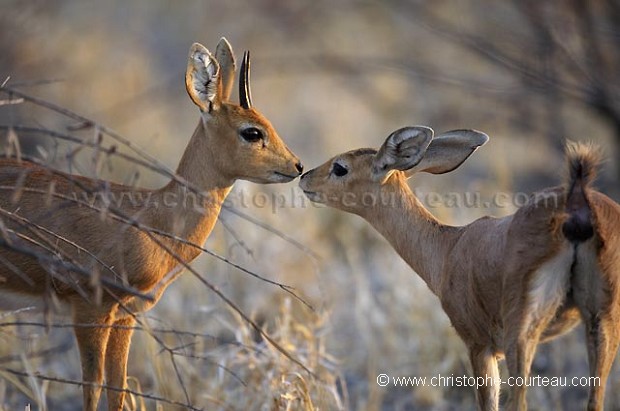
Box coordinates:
[0,38,303,411]
[299,127,620,411]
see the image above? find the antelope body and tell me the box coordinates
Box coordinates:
[299,127,620,410]
[0,38,303,410]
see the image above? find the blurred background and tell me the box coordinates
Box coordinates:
[1,0,619,410]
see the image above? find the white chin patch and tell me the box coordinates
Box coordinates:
[303,191,323,203]
[242,172,295,184]
[271,172,296,183]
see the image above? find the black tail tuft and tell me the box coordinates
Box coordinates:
[565,141,601,187]
[562,141,601,243]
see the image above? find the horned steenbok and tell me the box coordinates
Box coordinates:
[0,38,303,410]
[299,126,620,411]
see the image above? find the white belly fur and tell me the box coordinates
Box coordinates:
[527,246,574,322]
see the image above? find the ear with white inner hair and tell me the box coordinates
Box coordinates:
[372,126,434,181]
[185,43,221,113]
[215,37,236,102]
[406,129,489,176]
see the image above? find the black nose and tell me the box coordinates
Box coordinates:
[295,162,304,174]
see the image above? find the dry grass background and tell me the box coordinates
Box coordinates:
[1,1,620,410]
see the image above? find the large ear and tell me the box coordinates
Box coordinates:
[215,37,236,102]
[185,43,221,112]
[371,126,433,181]
[407,129,489,176]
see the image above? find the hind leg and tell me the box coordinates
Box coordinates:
[582,311,620,411]
[469,346,500,411]
[504,333,540,411]
[503,285,570,410]
[573,238,620,411]
[73,305,116,411]
[105,316,136,411]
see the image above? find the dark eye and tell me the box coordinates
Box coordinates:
[332,162,348,177]
[240,127,263,143]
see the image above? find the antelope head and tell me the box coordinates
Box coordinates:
[185,38,303,184]
[299,126,488,214]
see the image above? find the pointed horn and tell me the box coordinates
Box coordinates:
[239,50,253,109]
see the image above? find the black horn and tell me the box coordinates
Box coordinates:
[239,50,253,109]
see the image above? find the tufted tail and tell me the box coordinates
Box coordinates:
[562,141,601,243]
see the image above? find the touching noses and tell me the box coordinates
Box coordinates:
[295,162,304,174]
